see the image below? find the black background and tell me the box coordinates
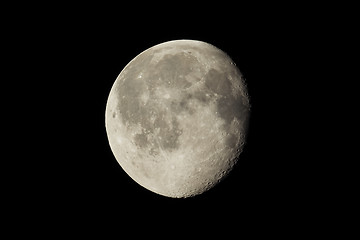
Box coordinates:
[10,3,330,235]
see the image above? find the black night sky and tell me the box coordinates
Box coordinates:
[12,3,326,235]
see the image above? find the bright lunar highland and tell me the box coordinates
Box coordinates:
[105,40,250,198]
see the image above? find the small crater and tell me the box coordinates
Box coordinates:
[225,134,237,148]
[149,147,159,156]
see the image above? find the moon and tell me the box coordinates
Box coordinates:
[105,40,250,198]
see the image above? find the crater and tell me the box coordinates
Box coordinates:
[225,133,237,148]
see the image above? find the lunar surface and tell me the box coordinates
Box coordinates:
[105,40,250,198]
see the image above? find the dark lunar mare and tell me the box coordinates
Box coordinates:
[115,50,249,156]
[116,52,197,153]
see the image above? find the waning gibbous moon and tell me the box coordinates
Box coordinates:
[105,39,250,198]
